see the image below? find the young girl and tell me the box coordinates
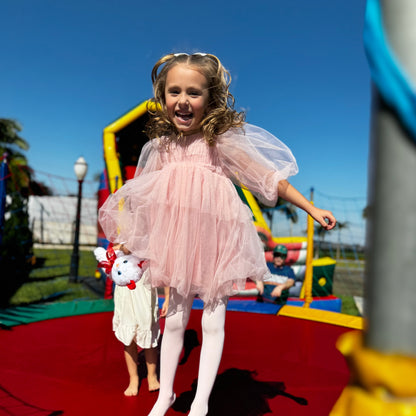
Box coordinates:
[111,244,169,396]
[99,53,336,415]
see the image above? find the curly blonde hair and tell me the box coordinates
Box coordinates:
[146,53,245,145]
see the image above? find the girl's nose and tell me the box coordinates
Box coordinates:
[178,94,189,106]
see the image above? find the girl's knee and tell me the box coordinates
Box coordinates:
[201,306,226,335]
[165,320,187,335]
[164,309,192,334]
[202,320,224,337]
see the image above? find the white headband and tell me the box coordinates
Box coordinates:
[173,53,207,57]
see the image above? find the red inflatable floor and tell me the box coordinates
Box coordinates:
[0,309,352,415]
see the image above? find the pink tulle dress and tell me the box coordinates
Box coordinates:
[99,124,298,308]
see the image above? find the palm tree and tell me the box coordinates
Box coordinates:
[0,119,51,195]
[0,118,29,152]
[0,118,33,307]
[0,118,31,191]
[362,205,370,219]
[259,197,298,235]
[276,197,298,222]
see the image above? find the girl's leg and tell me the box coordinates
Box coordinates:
[188,299,228,416]
[148,291,194,416]
[123,342,139,396]
[144,347,160,391]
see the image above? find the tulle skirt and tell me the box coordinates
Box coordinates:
[100,162,270,309]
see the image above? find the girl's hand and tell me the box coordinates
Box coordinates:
[113,243,131,255]
[160,287,170,317]
[160,300,169,318]
[256,280,264,295]
[310,206,336,230]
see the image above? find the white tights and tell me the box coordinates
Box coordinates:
[148,291,227,416]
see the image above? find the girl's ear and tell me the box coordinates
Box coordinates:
[93,247,107,262]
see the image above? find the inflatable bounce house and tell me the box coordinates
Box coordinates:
[97,100,340,312]
[5,3,416,413]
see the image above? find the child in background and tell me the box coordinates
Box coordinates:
[99,53,336,415]
[262,244,298,303]
[112,244,169,396]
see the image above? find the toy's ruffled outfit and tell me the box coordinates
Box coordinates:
[99,124,298,309]
[112,270,160,347]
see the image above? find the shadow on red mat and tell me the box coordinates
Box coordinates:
[0,305,352,415]
[173,368,307,416]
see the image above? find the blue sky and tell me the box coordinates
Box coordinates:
[1,0,370,243]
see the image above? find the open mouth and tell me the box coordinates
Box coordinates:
[175,111,193,122]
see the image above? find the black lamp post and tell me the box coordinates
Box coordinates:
[69,157,88,282]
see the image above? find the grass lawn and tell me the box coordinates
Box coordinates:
[8,276,101,306]
[30,247,97,279]
[338,294,360,316]
[8,247,100,306]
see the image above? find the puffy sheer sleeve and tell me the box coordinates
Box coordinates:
[133,139,162,177]
[217,124,298,206]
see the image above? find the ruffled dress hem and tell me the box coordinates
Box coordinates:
[112,271,160,348]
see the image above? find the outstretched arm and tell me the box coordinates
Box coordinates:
[278,180,336,230]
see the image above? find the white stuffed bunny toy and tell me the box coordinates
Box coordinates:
[94,246,147,290]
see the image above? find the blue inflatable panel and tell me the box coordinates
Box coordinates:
[227,299,281,315]
[158,297,281,315]
[195,298,281,314]
[158,297,341,314]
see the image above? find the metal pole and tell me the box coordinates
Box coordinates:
[365,0,416,354]
[303,187,314,307]
[69,179,83,282]
[40,203,44,243]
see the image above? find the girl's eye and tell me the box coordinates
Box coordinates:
[189,91,200,97]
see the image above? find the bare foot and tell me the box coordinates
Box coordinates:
[147,374,160,392]
[124,375,139,396]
